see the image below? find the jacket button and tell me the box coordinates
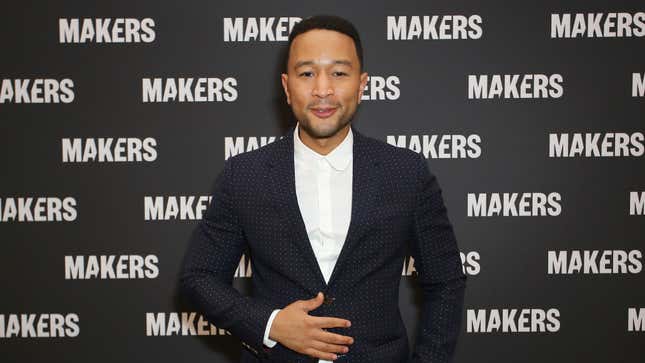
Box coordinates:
[324,296,335,305]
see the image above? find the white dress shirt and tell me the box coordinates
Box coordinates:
[262,123,353,363]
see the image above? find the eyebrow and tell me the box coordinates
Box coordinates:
[294,59,353,69]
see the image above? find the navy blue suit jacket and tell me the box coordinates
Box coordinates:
[180,126,466,362]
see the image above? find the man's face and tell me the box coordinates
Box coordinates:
[281,29,368,139]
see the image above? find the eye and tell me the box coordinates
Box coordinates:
[298,71,314,77]
[332,71,348,77]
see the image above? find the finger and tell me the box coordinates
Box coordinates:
[315,330,354,345]
[302,292,324,312]
[311,340,350,355]
[310,316,351,329]
[303,347,339,361]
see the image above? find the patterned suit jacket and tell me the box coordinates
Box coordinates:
[180,125,466,362]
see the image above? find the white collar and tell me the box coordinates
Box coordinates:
[293,122,353,171]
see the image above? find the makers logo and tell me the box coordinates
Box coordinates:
[361,76,401,101]
[223,17,301,42]
[468,74,563,99]
[467,192,562,217]
[0,197,77,222]
[144,196,212,221]
[0,79,74,104]
[402,251,480,276]
[146,312,231,336]
[548,250,642,275]
[387,134,482,159]
[387,15,483,40]
[62,138,157,163]
[549,132,645,158]
[0,314,80,338]
[59,18,155,43]
[142,77,238,103]
[551,13,645,38]
[467,309,560,333]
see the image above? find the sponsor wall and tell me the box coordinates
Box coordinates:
[1,0,643,362]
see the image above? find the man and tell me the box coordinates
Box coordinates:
[181,15,466,363]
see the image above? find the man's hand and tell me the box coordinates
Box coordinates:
[269,292,354,361]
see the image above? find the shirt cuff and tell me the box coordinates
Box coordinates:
[263,309,281,348]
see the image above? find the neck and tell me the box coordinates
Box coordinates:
[298,124,350,155]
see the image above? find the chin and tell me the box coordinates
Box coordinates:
[304,120,347,139]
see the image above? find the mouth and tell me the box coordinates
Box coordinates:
[310,107,338,119]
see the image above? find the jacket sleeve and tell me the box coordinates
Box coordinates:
[408,152,467,363]
[179,157,274,359]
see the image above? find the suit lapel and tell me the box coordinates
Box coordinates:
[327,128,382,286]
[266,127,328,293]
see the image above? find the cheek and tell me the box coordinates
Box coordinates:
[289,86,310,106]
[294,97,310,111]
[336,86,359,103]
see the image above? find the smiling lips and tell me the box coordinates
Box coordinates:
[310,106,338,118]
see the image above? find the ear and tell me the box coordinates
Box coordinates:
[281,73,291,104]
[357,72,368,104]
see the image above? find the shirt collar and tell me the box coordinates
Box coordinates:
[293,122,353,171]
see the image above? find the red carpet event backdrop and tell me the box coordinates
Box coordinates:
[1,0,644,362]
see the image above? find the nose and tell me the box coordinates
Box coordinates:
[311,73,333,98]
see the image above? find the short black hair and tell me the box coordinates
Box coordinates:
[286,15,364,71]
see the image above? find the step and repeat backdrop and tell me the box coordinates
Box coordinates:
[1,0,643,362]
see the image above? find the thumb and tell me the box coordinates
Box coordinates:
[302,292,324,312]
